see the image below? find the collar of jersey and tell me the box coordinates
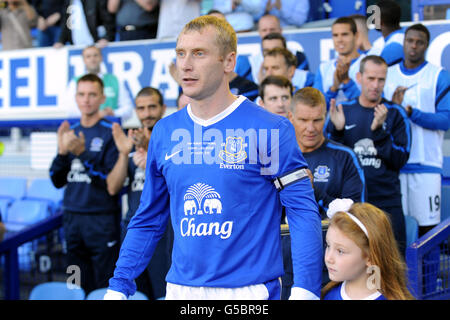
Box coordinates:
[187,95,245,127]
[341,281,382,300]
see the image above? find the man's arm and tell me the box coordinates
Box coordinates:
[409,69,450,131]
[107,122,170,298]
[273,120,323,299]
[372,104,411,171]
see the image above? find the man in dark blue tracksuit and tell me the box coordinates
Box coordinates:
[284,87,366,298]
[109,87,173,299]
[49,74,120,294]
[326,55,411,255]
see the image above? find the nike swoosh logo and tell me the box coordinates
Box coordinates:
[165,150,182,160]
[345,124,356,130]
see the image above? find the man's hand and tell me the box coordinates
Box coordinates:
[63,130,86,156]
[132,147,147,169]
[371,103,388,131]
[131,127,151,151]
[391,86,407,105]
[57,121,71,155]
[112,123,134,155]
[329,98,346,131]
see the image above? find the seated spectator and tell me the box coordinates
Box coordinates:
[54,0,115,48]
[262,0,309,28]
[32,0,63,47]
[108,0,160,41]
[212,0,261,32]
[261,33,312,87]
[235,14,310,85]
[261,47,314,92]
[157,0,201,39]
[65,45,133,122]
[0,0,37,50]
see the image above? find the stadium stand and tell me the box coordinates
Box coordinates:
[86,288,149,300]
[23,178,64,215]
[29,282,85,300]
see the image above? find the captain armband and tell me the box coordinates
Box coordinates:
[273,168,309,191]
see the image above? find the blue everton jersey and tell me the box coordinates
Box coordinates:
[109,96,323,297]
[326,98,411,208]
[49,119,120,213]
[303,139,366,217]
[323,282,386,300]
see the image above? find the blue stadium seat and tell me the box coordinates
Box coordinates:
[405,215,419,247]
[0,198,12,221]
[441,185,450,222]
[86,288,149,300]
[25,178,64,214]
[4,199,50,232]
[29,282,86,300]
[0,177,27,201]
[442,156,450,185]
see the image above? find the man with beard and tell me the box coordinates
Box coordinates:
[108,87,171,299]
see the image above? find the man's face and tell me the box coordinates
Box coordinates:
[262,54,295,80]
[135,94,166,130]
[261,84,291,118]
[332,23,357,56]
[258,16,282,39]
[175,26,234,101]
[82,47,102,73]
[288,102,326,153]
[357,61,387,104]
[262,38,284,55]
[75,81,105,116]
[404,29,428,65]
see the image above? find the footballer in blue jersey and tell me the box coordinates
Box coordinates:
[49,74,121,293]
[106,16,322,300]
[326,55,411,254]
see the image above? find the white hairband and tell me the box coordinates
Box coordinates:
[327,199,369,238]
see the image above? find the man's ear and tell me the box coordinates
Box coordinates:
[223,51,236,73]
[356,71,362,85]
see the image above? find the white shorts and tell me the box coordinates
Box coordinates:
[400,172,441,226]
[165,278,281,300]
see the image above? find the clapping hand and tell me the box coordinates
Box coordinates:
[329,98,346,131]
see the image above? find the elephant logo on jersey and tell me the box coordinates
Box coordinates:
[218,136,247,164]
[183,183,222,215]
[354,138,377,156]
[181,183,233,240]
[354,138,381,169]
[313,165,330,182]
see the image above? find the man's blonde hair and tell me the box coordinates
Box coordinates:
[291,87,326,113]
[179,15,237,56]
